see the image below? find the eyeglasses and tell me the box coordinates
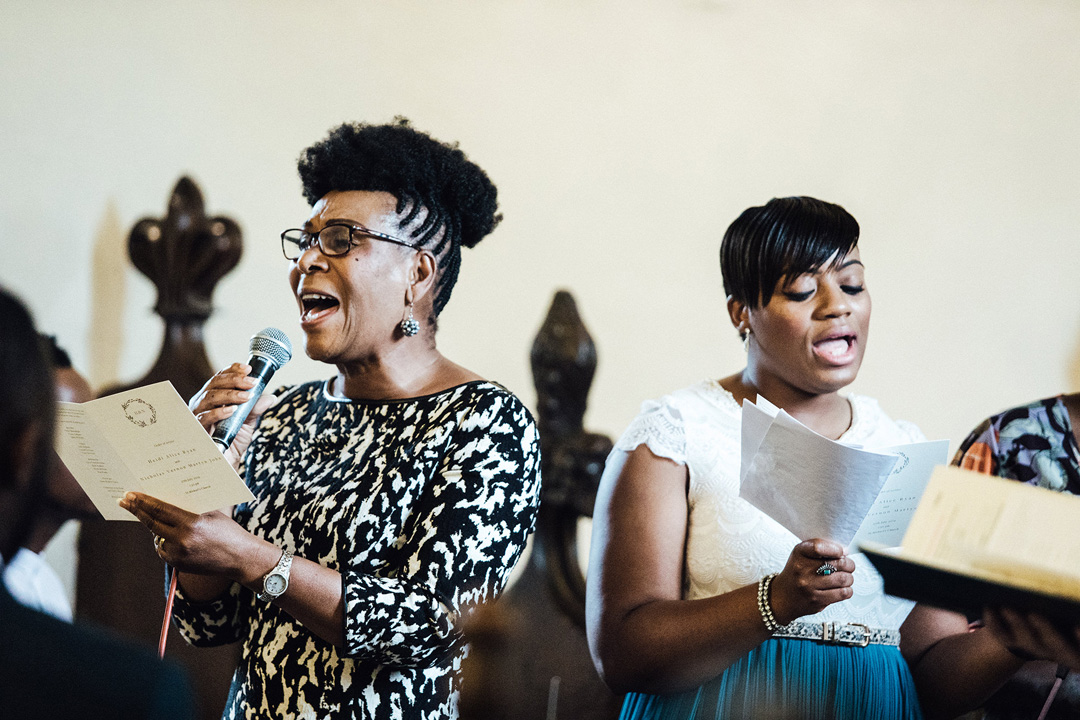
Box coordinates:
[280,223,418,260]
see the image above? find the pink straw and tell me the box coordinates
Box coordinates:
[158,567,178,659]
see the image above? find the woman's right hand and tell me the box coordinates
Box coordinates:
[982,607,1080,671]
[189,363,277,470]
[768,539,855,625]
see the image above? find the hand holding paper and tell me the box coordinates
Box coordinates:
[54,381,256,521]
[738,397,947,548]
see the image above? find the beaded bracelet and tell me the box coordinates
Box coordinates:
[757,572,781,633]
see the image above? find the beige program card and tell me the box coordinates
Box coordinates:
[901,465,1080,594]
[54,381,256,521]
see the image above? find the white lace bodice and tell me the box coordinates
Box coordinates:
[614,380,925,631]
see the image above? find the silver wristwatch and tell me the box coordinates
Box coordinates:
[257,548,293,602]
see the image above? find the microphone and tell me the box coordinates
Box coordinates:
[211,327,293,452]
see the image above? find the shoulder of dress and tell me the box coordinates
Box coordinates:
[643,380,740,415]
[845,392,880,411]
[449,382,537,424]
[846,393,926,442]
[445,384,541,460]
[990,396,1061,427]
[454,380,527,407]
[615,382,739,443]
[612,381,741,461]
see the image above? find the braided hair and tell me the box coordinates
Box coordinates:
[298,118,501,317]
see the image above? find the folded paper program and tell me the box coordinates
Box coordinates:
[738,398,948,548]
[54,381,256,520]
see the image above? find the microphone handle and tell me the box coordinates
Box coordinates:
[211,354,279,452]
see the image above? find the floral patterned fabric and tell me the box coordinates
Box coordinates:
[953,396,1080,495]
[952,396,1080,720]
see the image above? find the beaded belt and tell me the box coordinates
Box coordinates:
[771,621,901,648]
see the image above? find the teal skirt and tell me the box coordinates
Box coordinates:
[619,638,925,720]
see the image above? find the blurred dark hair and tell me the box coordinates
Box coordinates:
[39,334,72,369]
[298,117,501,317]
[720,196,860,309]
[0,288,55,558]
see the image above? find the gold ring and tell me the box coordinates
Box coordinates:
[154,535,166,551]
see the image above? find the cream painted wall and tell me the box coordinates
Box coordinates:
[2,0,1079,607]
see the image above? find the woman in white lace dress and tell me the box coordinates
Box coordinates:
[586,197,1024,719]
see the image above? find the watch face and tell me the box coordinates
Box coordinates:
[265,574,287,595]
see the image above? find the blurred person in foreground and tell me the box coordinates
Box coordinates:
[119,119,543,719]
[0,286,194,719]
[3,334,98,620]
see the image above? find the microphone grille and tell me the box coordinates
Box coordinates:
[249,327,293,368]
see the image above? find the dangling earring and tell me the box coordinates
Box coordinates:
[400,303,420,337]
[742,329,751,353]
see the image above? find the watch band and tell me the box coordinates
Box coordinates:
[257,548,293,602]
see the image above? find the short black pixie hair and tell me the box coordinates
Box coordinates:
[297,118,501,316]
[720,196,860,309]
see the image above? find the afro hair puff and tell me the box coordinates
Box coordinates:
[297,117,500,249]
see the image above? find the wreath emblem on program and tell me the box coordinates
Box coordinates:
[122,398,157,428]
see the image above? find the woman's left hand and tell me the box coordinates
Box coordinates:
[769,539,856,625]
[119,491,267,582]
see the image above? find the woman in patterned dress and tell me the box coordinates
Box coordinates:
[120,119,543,719]
[586,197,1024,719]
[953,396,1080,715]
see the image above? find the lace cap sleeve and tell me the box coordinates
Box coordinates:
[614,397,687,465]
[894,418,927,444]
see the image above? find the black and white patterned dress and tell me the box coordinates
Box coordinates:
[171,379,542,719]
